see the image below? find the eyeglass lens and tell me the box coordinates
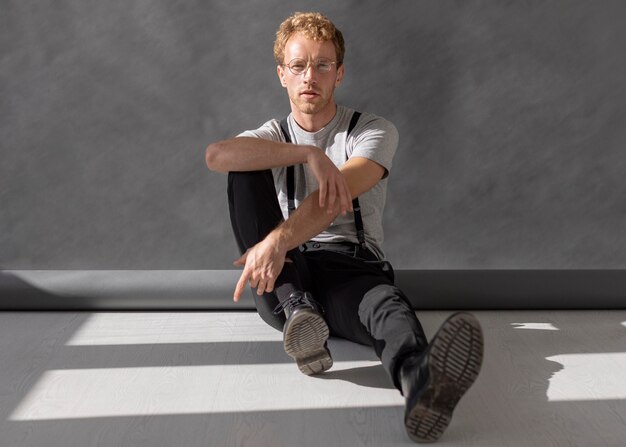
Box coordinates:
[286,58,335,75]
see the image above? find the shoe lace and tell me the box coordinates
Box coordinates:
[272,292,325,316]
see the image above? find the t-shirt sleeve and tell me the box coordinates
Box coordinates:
[348,115,399,178]
[236,119,284,142]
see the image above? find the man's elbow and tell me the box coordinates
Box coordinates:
[205,141,227,173]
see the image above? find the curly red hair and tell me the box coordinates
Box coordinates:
[274,12,345,66]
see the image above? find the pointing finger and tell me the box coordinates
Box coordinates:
[233,269,249,302]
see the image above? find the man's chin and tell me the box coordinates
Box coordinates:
[296,101,325,115]
[289,96,319,113]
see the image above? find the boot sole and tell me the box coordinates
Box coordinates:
[405,312,484,443]
[283,309,332,375]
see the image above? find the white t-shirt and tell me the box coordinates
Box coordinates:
[238,105,398,260]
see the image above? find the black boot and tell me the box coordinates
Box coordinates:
[398,312,484,443]
[272,291,333,375]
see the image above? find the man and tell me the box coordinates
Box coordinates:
[205,11,484,443]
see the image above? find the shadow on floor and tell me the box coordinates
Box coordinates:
[0,311,625,446]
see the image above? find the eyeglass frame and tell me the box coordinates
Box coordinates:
[281,58,339,76]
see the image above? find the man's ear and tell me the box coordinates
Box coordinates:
[335,64,345,87]
[277,65,287,88]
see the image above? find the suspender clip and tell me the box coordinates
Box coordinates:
[356,230,366,245]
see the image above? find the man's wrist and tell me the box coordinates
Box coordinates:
[304,145,321,164]
[266,227,291,254]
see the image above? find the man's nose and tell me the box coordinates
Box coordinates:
[302,64,316,81]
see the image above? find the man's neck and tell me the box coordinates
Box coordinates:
[291,103,338,132]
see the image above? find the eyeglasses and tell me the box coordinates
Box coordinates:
[283,58,337,75]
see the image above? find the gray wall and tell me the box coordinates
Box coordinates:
[2,0,626,270]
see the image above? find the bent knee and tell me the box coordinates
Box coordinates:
[358,284,412,328]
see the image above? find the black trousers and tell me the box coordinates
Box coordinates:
[227,170,427,390]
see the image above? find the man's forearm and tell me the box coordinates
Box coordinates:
[268,189,340,254]
[266,157,386,253]
[205,137,315,173]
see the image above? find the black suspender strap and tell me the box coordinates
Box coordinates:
[347,110,361,135]
[281,111,366,247]
[352,201,366,247]
[279,118,296,215]
[346,112,366,247]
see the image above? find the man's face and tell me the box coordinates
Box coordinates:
[277,33,344,117]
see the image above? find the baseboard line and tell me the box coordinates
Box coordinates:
[1,269,624,310]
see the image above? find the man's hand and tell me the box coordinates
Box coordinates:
[232,235,287,302]
[306,149,353,216]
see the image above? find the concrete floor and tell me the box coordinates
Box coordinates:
[0,310,625,446]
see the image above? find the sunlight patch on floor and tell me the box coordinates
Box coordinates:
[9,361,401,421]
[65,312,281,345]
[511,322,559,330]
[546,352,626,401]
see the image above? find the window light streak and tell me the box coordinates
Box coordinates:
[66,313,282,346]
[511,323,559,331]
[546,353,626,401]
[9,361,401,421]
